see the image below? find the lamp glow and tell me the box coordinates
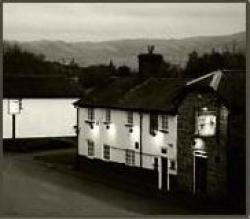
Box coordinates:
[107,124,116,138]
[91,124,99,137]
[154,131,164,145]
[131,125,139,141]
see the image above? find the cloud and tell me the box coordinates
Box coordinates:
[3,3,246,42]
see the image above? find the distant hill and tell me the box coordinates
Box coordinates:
[5,31,245,70]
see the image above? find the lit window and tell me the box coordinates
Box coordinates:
[103,145,110,160]
[150,113,158,135]
[125,149,135,166]
[106,109,111,123]
[87,140,95,157]
[161,115,169,131]
[127,111,133,125]
[88,108,94,121]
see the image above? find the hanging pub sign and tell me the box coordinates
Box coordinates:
[8,99,22,115]
[196,108,216,137]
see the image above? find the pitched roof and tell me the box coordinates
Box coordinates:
[75,70,245,114]
[74,76,188,113]
[182,70,245,113]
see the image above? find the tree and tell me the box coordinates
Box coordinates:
[184,49,245,78]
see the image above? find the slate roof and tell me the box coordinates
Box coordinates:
[74,77,188,113]
[75,70,245,114]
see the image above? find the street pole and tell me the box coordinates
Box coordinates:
[12,114,16,139]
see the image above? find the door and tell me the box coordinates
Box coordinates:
[161,157,168,191]
[195,155,207,195]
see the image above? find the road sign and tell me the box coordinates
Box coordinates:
[8,99,21,115]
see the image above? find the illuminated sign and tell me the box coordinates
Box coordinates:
[192,138,205,151]
[197,114,216,136]
[8,99,21,115]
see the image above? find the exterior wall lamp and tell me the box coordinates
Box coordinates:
[74,125,80,134]
[151,130,157,136]
[103,121,111,130]
[125,123,133,133]
[84,120,95,129]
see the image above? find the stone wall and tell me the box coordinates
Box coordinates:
[176,90,229,200]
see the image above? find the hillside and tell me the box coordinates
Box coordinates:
[5,31,245,70]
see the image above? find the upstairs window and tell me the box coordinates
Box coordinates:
[103,145,111,160]
[88,108,95,121]
[150,113,158,135]
[106,109,111,123]
[127,111,133,125]
[125,149,135,166]
[161,115,169,131]
[87,140,95,157]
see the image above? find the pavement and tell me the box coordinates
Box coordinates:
[0,149,244,216]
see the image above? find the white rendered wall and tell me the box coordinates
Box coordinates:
[141,114,178,175]
[78,108,141,167]
[3,98,77,138]
[3,100,13,138]
[78,107,177,174]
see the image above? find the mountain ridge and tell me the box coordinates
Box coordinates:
[5,31,245,70]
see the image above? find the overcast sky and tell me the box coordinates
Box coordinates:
[3,3,246,42]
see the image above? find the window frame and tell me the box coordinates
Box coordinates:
[125,149,135,166]
[88,108,95,121]
[105,109,111,123]
[87,140,95,157]
[149,113,158,135]
[127,111,133,125]
[169,160,176,171]
[103,144,111,160]
[161,115,169,131]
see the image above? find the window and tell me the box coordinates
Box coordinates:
[103,145,110,160]
[150,113,158,135]
[127,111,133,125]
[135,142,139,149]
[153,157,158,170]
[161,147,167,154]
[125,149,135,166]
[88,108,94,121]
[170,160,176,170]
[161,115,169,131]
[106,109,111,123]
[87,140,95,157]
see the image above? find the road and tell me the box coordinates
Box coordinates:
[0,150,210,216]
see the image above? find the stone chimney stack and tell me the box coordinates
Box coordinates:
[138,45,164,78]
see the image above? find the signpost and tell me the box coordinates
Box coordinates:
[8,99,22,139]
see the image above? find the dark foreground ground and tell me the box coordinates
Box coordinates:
[0,148,245,216]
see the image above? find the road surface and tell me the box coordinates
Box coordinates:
[0,150,210,216]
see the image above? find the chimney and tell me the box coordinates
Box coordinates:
[138,45,164,78]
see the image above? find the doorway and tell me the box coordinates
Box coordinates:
[194,154,207,195]
[161,157,168,191]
